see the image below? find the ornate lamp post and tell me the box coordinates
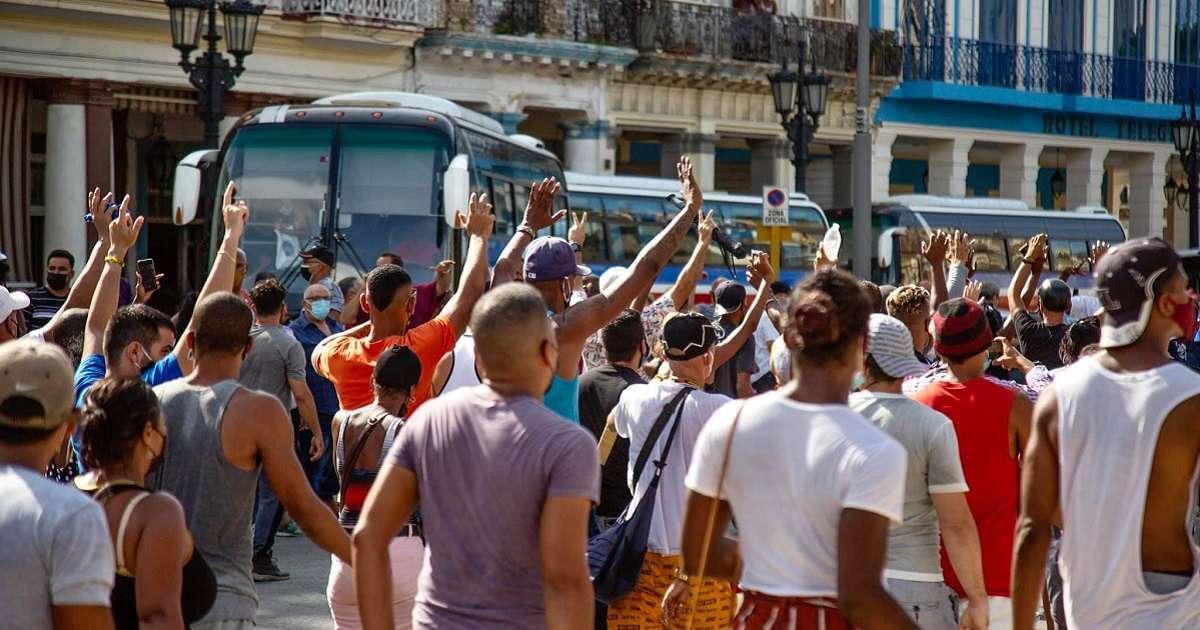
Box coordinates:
[768,31,829,194]
[1171,96,1200,248]
[165,0,264,148]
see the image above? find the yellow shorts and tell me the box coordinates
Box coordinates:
[606,551,735,630]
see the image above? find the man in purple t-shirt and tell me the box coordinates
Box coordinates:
[352,283,599,630]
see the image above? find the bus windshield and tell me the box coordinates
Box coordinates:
[214,124,451,291]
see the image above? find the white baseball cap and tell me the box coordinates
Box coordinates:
[598,266,628,294]
[0,285,30,322]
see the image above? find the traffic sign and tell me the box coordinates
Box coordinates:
[762,186,789,226]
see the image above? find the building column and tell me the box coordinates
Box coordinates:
[563,120,614,175]
[807,154,835,209]
[927,137,972,197]
[832,144,854,208]
[43,81,93,267]
[486,111,527,135]
[871,130,897,200]
[749,137,793,193]
[1128,151,1170,238]
[1065,147,1107,210]
[661,133,718,192]
[999,143,1043,207]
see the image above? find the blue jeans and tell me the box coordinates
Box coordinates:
[253,471,283,558]
[305,413,335,500]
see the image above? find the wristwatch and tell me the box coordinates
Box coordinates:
[569,241,582,253]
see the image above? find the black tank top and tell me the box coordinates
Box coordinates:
[94,484,217,629]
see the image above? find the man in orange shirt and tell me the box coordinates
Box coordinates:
[313,193,494,412]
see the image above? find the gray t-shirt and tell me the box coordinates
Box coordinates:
[0,464,114,627]
[388,385,600,629]
[710,318,756,397]
[849,391,968,579]
[239,324,306,410]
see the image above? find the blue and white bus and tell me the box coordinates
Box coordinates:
[172,92,568,301]
[828,195,1127,291]
[564,172,830,294]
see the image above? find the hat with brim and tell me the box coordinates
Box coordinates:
[0,285,30,322]
[1094,237,1181,348]
[712,282,746,317]
[866,313,928,378]
[0,340,75,431]
[662,312,718,361]
[523,236,590,282]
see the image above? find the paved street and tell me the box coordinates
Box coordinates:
[256,536,335,630]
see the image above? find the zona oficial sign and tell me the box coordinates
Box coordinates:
[763,186,789,226]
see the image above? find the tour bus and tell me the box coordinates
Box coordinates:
[171,92,568,303]
[828,195,1127,291]
[565,171,830,292]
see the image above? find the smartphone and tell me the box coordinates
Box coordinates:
[136,259,158,292]
[988,339,1004,359]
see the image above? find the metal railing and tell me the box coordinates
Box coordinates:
[904,36,1200,104]
[275,0,439,26]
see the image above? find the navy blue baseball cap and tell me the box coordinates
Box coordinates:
[523,236,590,282]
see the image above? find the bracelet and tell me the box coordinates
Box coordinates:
[569,241,582,253]
[1022,257,1039,265]
[103,255,125,267]
[672,567,692,585]
[516,225,535,239]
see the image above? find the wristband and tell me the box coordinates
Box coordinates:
[569,241,582,253]
[516,225,535,239]
[104,255,125,267]
[1022,257,1038,265]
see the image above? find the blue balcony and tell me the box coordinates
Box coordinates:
[903,37,1200,107]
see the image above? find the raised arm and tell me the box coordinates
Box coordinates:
[174,182,247,371]
[568,211,588,293]
[493,179,566,287]
[438,193,495,334]
[1011,388,1061,630]
[946,230,973,299]
[712,253,775,368]
[669,210,715,310]
[1008,233,1046,316]
[923,231,950,310]
[47,189,113,329]
[555,157,701,346]
[82,195,141,357]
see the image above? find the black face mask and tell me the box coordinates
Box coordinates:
[300,267,313,282]
[45,273,68,291]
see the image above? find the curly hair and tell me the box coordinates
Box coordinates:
[789,269,872,367]
[886,285,931,323]
[80,378,161,471]
[1060,316,1101,366]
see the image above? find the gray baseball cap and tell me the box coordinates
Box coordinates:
[866,313,929,378]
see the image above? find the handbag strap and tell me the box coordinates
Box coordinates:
[685,400,745,630]
[630,386,693,491]
[338,411,394,504]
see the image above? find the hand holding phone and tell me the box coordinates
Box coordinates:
[137,259,158,292]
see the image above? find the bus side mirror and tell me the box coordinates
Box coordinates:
[443,154,470,228]
[877,227,907,269]
[172,149,218,226]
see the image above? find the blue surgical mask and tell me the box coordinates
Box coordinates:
[850,372,865,392]
[309,299,332,320]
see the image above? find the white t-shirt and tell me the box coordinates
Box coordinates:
[770,337,791,385]
[0,464,114,627]
[613,381,730,555]
[685,393,906,598]
[752,317,781,381]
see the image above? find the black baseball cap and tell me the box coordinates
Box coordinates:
[300,246,335,268]
[372,345,422,390]
[662,312,718,361]
[1094,237,1182,348]
[1037,279,1072,313]
[713,282,746,317]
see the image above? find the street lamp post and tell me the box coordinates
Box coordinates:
[165,0,264,148]
[1171,95,1200,249]
[768,31,829,195]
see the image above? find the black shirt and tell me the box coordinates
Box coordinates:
[578,364,646,517]
[709,318,756,398]
[1013,310,1068,369]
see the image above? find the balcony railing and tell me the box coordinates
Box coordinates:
[904,36,1200,105]
[275,0,439,26]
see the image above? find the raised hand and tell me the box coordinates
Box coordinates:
[87,188,116,242]
[520,178,566,232]
[921,230,949,265]
[221,181,249,237]
[964,280,984,303]
[698,209,716,245]
[1025,233,1048,264]
[568,211,588,247]
[994,337,1030,372]
[677,156,702,212]
[108,195,143,256]
[814,244,837,272]
[136,273,166,304]
[461,192,494,239]
[949,230,975,266]
[431,260,455,295]
[1090,241,1110,268]
[747,250,775,287]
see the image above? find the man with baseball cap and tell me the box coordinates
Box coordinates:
[1007,234,1073,369]
[851,314,987,630]
[710,281,757,398]
[1012,237,1200,629]
[0,340,115,628]
[0,284,30,344]
[913,298,1032,629]
[301,245,345,319]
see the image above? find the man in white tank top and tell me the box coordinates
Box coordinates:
[1012,237,1200,629]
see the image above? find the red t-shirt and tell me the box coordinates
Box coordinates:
[912,377,1018,598]
[314,316,457,412]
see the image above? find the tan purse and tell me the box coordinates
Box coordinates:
[684,401,745,630]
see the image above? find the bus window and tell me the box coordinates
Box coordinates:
[488,177,514,234]
[782,205,826,269]
[605,195,669,262]
[971,236,1008,272]
[715,202,770,254]
[214,125,334,288]
[898,229,926,285]
[569,193,608,264]
[1007,237,1032,270]
[1051,239,1089,271]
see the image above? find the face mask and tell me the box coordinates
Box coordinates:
[45,273,68,291]
[300,267,313,282]
[309,299,332,320]
[138,347,156,376]
[850,372,865,392]
[1169,291,1199,342]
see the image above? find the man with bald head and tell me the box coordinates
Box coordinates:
[290,282,343,502]
[353,283,599,630]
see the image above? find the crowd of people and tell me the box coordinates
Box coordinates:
[1,157,1199,630]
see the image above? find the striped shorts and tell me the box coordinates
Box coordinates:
[732,592,854,630]
[606,551,735,629]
